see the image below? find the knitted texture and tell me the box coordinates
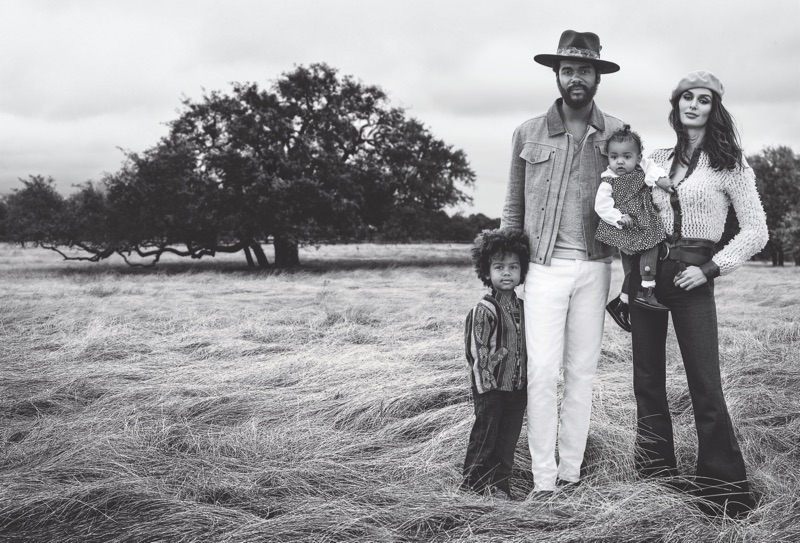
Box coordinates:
[649,149,768,276]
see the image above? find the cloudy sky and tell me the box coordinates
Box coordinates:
[2,0,799,217]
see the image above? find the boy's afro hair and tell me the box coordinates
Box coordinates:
[472,228,531,288]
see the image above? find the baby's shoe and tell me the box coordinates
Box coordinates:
[605,295,631,332]
[633,287,669,312]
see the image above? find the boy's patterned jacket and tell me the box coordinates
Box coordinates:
[464,291,526,394]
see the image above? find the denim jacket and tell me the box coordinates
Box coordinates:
[501,99,624,265]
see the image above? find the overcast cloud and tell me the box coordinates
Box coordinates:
[2,0,799,217]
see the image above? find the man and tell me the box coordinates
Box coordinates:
[500,30,623,492]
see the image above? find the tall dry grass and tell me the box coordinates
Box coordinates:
[0,244,798,542]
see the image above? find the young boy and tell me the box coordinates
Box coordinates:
[462,228,530,500]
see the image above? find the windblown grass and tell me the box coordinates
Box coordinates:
[1,244,798,542]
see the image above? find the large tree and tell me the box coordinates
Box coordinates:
[169,64,474,266]
[749,146,800,266]
[6,64,475,267]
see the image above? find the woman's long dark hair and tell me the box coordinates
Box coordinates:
[669,90,743,171]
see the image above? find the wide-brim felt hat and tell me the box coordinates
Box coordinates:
[534,30,620,74]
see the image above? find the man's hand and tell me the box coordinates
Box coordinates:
[617,214,634,229]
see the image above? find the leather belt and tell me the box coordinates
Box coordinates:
[660,238,714,266]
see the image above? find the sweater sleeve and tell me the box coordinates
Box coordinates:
[501,126,525,230]
[711,158,769,275]
[467,302,505,393]
[594,181,624,227]
[641,157,668,187]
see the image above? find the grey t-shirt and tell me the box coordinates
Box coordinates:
[553,127,594,260]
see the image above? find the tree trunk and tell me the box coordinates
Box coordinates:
[250,242,270,268]
[771,249,786,266]
[274,236,300,267]
[243,246,255,267]
[795,251,800,266]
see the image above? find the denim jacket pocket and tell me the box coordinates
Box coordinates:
[593,140,610,177]
[520,144,556,190]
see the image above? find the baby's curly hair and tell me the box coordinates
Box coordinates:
[472,228,531,288]
[607,124,643,154]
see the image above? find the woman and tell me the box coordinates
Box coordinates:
[629,71,768,518]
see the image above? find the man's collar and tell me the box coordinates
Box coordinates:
[547,98,606,137]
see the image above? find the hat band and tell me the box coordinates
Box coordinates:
[556,46,601,60]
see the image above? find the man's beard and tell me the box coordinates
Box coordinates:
[557,79,598,109]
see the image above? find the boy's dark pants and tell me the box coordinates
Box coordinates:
[462,388,526,495]
[629,255,754,515]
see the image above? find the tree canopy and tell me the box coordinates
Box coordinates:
[3,176,66,245]
[2,63,476,267]
[749,145,800,265]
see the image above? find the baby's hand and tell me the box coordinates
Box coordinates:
[617,214,634,229]
[656,176,674,193]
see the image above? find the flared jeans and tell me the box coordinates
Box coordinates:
[629,256,754,514]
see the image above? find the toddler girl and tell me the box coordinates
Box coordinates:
[595,125,673,329]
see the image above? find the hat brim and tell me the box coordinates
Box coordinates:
[533,54,620,74]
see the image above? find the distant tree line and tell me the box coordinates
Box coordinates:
[750,146,800,265]
[699,146,800,266]
[0,63,491,268]
[1,63,797,266]
[715,146,800,266]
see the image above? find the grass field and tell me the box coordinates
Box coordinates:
[1,244,798,542]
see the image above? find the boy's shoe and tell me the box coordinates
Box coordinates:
[632,287,669,312]
[484,485,512,501]
[605,295,631,332]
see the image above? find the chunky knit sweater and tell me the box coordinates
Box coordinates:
[649,148,768,276]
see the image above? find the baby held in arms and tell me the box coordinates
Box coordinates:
[595,125,674,332]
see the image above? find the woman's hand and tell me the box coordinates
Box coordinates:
[656,176,674,193]
[673,265,708,290]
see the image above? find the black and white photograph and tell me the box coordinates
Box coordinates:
[1,1,799,541]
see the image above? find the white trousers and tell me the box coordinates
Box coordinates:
[523,258,611,490]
